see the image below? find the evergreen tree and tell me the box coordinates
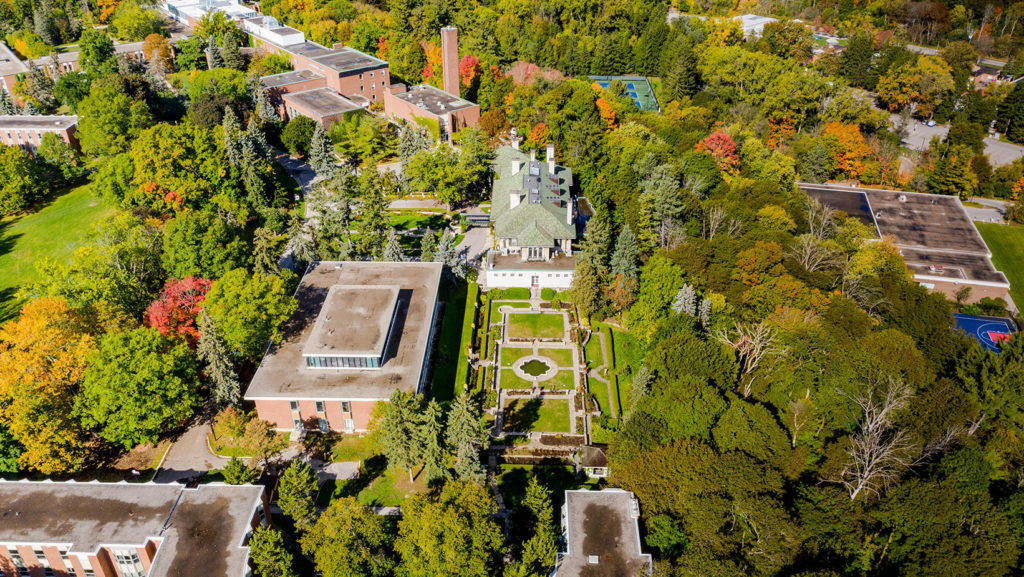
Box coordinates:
[997,81,1024,143]
[255,88,279,125]
[239,145,270,208]
[838,32,876,89]
[0,90,17,115]
[290,220,318,266]
[308,123,336,180]
[389,0,411,33]
[420,228,437,262]
[206,36,223,69]
[356,172,390,257]
[663,42,701,101]
[454,441,484,483]
[24,66,56,111]
[625,366,653,420]
[609,225,639,281]
[381,228,405,261]
[223,455,256,484]
[578,216,610,275]
[801,142,831,183]
[253,227,281,277]
[434,229,465,280]
[246,116,273,162]
[222,107,241,166]
[508,478,557,576]
[570,257,604,321]
[21,101,38,116]
[418,399,448,484]
[197,310,241,408]
[927,145,978,198]
[397,125,431,162]
[221,33,244,70]
[379,390,423,482]
[277,460,318,531]
[248,526,297,577]
[34,5,58,45]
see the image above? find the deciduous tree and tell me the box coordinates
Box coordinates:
[302,497,396,577]
[203,269,297,361]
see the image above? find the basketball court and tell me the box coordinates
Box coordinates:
[953,313,1017,352]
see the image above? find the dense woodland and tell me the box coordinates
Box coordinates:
[2,0,1024,576]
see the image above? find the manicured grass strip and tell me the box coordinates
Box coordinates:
[482,294,493,353]
[499,369,534,389]
[587,373,612,417]
[977,222,1024,307]
[508,312,565,340]
[502,398,571,433]
[431,282,468,401]
[584,332,605,368]
[537,348,573,367]
[489,299,530,320]
[330,435,378,462]
[388,211,448,231]
[356,466,428,507]
[501,347,535,367]
[496,287,531,299]
[454,283,479,396]
[541,288,556,300]
[609,326,642,416]
[600,324,618,417]
[543,369,575,390]
[0,182,116,321]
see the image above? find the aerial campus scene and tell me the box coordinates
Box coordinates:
[4,1,1024,576]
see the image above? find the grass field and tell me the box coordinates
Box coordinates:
[508,312,565,340]
[545,369,576,390]
[499,370,534,389]
[431,282,469,401]
[329,435,378,462]
[388,211,449,231]
[977,223,1024,306]
[537,348,574,367]
[609,326,642,415]
[584,333,605,368]
[0,182,116,320]
[500,347,535,367]
[502,398,570,432]
[489,299,531,320]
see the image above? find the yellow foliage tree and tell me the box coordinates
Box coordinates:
[0,298,94,474]
[822,122,870,179]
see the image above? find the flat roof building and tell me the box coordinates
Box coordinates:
[0,115,79,152]
[163,0,257,26]
[556,489,651,577]
[800,183,1011,304]
[0,42,29,102]
[281,87,363,127]
[245,261,443,433]
[0,480,267,577]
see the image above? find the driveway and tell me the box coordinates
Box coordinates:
[153,417,230,483]
[893,114,1024,167]
[965,197,1010,224]
[457,225,491,266]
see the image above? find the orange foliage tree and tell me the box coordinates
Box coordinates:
[0,298,94,474]
[822,122,870,179]
[696,131,740,174]
[528,122,550,148]
[595,98,618,131]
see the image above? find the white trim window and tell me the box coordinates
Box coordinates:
[113,549,145,577]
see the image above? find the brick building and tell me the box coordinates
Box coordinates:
[0,115,79,153]
[381,27,480,140]
[0,480,268,577]
[244,261,443,433]
[0,42,29,103]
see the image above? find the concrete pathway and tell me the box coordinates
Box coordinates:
[456,225,491,266]
[389,198,446,209]
[153,417,230,483]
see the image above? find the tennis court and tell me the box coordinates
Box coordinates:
[953,313,1017,352]
[589,75,659,111]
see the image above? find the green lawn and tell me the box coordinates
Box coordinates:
[431,282,470,401]
[454,283,479,396]
[388,211,448,231]
[609,326,643,414]
[500,346,535,367]
[317,456,428,507]
[330,435,378,462]
[489,299,531,320]
[508,312,565,340]
[588,375,613,417]
[0,182,116,320]
[502,398,571,433]
[499,369,534,389]
[584,332,605,368]
[977,222,1024,306]
[537,348,574,367]
[544,369,576,390]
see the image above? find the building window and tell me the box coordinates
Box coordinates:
[370,71,374,77]
[341,401,351,413]
[7,549,24,569]
[318,417,328,431]
[113,550,144,577]
[315,401,326,413]
[290,401,300,412]
[343,418,354,431]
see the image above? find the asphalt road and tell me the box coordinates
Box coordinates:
[894,115,1024,167]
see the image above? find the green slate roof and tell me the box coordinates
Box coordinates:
[490,145,575,247]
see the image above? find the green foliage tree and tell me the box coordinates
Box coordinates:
[0,143,45,215]
[997,81,1024,143]
[420,228,437,262]
[175,36,208,70]
[207,35,223,69]
[301,497,396,577]
[927,145,977,199]
[38,132,83,181]
[609,225,639,281]
[379,390,423,482]
[253,227,282,277]
[277,459,319,531]
[78,327,199,449]
[418,398,448,484]
[248,526,298,577]
[162,210,250,278]
[395,481,503,577]
[221,32,244,70]
[109,3,165,41]
[309,122,336,179]
[79,28,116,77]
[0,424,23,474]
[77,80,154,156]
[203,269,297,361]
[281,116,317,156]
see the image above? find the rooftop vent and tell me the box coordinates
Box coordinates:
[898,194,907,202]
[588,556,600,565]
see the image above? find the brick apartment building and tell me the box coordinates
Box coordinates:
[244,261,443,433]
[0,481,268,577]
[0,115,79,153]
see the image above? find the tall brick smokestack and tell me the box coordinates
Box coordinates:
[441,26,460,97]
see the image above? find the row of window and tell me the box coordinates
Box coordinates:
[4,547,97,577]
[489,272,571,278]
[305,355,380,368]
[290,400,355,431]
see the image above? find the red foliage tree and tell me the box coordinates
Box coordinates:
[696,131,740,174]
[459,55,480,87]
[145,276,213,347]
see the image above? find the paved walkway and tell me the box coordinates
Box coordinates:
[389,198,446,209]
[153,416,229,483]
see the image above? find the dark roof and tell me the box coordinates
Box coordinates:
[260,69,324,89]
[0,481,264,577]
[559,490,651,577]
[581,445,608,468]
